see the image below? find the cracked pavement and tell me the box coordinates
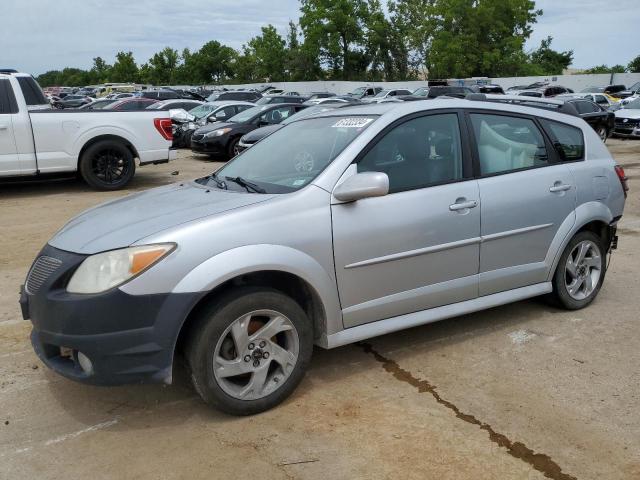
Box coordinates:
[1,142,639,479]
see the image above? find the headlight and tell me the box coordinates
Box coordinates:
[204,128,232,138]
[67,244,175,294]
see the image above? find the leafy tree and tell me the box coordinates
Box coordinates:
[110,51,139,82]
[584,64,627,74]
[389,0,437,78]
[284,21,323,81]
[141,47,181,85]
[89,57,111,84]
[189,41,237,84]
[299,0,373,79]
[366,0,412,81]
[248,25,287,81]
[528,36,573,75]
[628,55,640,73]
[233,46,259,83]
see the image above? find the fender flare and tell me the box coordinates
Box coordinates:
[172,244,343,335]
[73,126,140,161]
[546,202,613,281]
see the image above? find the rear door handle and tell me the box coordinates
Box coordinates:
[549,183,571,193]
[449,200,478,211]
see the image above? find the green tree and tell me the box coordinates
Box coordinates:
[110,51,139,82]
[142,47,181,85]
[89,57,111,84]
[628,55,640,73]
[389,0,437,77]
[233,46,259,83]
[189,41,237,84]
[299,0,373,79]
[528,36,573,75]
[584,64,627,74]
[365,0,412,80]
[248,25,287,81]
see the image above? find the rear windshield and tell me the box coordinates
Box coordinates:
[17,76,48,105]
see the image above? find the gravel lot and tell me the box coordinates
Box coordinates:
[1,142,639,480]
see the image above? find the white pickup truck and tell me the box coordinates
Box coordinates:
[0,71,176,190]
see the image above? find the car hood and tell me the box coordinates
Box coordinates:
[241,124,282,143]
[615,109,640,120]
[48,182,276,254]
[195,121,235,134]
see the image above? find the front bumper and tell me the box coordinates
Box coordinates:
[191,136,226,155]
[21,244,199,386]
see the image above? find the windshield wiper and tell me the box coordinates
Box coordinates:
[224,176,266,193]
[206,172,227,190]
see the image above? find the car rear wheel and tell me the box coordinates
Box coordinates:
[186,287,313,415]
[597,125,608,142]
[549,231,605,310]
[79,140,136,190]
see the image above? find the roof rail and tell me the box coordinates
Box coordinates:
[464,93,580,117]
[0,69,19,74]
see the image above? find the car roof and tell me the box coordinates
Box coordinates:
[208,100,255,106]
[309,97,585,125]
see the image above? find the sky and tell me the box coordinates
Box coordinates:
[2,0,638,76]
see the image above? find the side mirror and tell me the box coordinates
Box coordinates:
[208,116,218,123]
[333,172,389,202]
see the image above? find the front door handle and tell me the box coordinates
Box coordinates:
[0,125,8,130]
[449,199,478,211]
[549,182,571,193]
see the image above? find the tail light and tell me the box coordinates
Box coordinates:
[614,165,629,197]
[154,118,173,141]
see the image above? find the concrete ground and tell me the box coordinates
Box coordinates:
[1,142,639,480]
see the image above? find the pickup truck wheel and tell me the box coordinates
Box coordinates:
[186,287,313,415]
[549,231,605,310]
[80,140,135,190]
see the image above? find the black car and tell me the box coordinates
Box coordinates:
[215,91,262,102]
[565,98,615,141]
[139,90,182,100]
[256,95,308,105]
[191,103,307,159]
[236,104,351,153]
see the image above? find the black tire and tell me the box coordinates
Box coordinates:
[186,287,313,415]
[79,140,135,190]
[549,231,606,310]
[227,137,240,160]
[596,125,608,143]
[183,130,194,149]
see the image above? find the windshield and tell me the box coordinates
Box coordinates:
[189,103,217,119]
[374,90,390,98]
[228,105,267,123]
[201,115,377,193]
[623,98,640,109]
[281,105,335,125]
[629,82,640,91]
[351,87,366,95]
[413,87,429,96]
[581,86,604,93]
[255,97,273,105]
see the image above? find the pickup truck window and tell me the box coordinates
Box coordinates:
[17,76,48,105]
[0,79,19,114]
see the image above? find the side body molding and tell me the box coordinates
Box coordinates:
[172,244,343,340]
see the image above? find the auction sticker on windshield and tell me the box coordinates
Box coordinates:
[332,118,374,128]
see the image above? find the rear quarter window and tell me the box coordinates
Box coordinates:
[540,120,585,161]
[17,76,48,105]
[0,79,19,113]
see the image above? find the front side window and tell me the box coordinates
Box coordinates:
[358,113,463,193]
[541,120,584,161]
[0,79,19,114]
[259,106,294,124]
[206,115,376,193]
[470,113,549,175]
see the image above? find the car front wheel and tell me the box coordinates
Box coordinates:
[186,287,313,415]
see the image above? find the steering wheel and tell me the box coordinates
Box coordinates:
[293,151,315,172]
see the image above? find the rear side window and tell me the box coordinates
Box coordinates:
[541,120,585,161]
[574,101,599,114]
[17,76,48,105]
[470,113,549,175]
[0,79,19,113]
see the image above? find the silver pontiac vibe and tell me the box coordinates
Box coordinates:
[22,98,627,415]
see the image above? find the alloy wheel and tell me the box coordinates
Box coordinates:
[92,148,130,185]
[213,310,300,400]
[565,240,602,300]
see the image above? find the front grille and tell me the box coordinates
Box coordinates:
[615,118,640,126]
[25,256,62,294]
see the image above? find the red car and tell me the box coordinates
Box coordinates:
[106,97,159,111]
